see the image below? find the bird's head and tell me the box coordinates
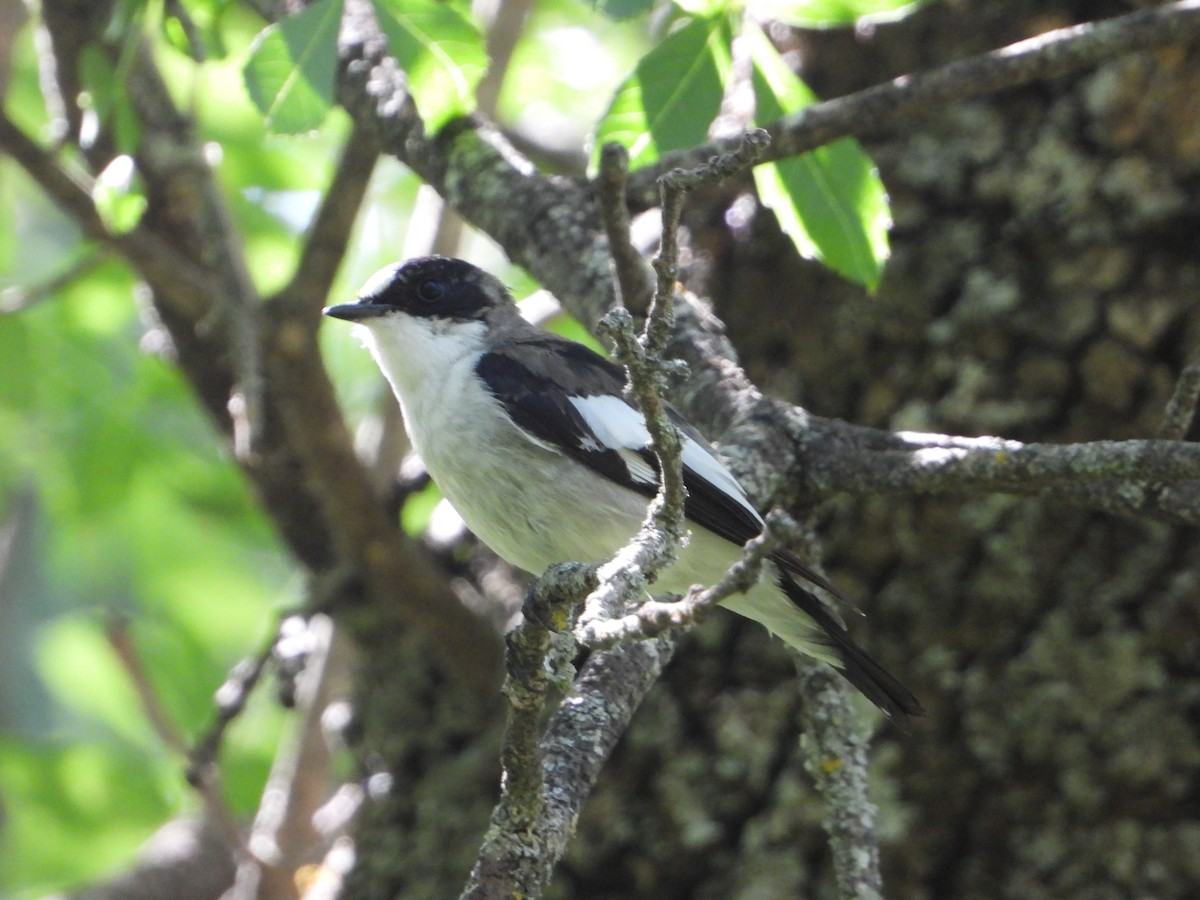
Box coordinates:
[324,256,517,328]
[323,256,524,389]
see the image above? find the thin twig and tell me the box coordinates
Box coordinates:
[240,615,353,898]
[105,613,249,860]
[579,129,772,632]
[579,509,797,648]
[475,0,535,117]
[1158,347,1200,440]
[596,143,654,315]
[796,660,885,900]
[164,0,207,62]
[580,305,687,623]
[0,109,214,317]
[0,251,109,314]
[188,623,279,787]
[106,613,190,755]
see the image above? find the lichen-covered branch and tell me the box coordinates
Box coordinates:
[462,635,678,898]
[818,432,1200,490]
[797,661,885,900]
[462,564,592,897]
[805,432,1200,522]
[654,303,1200,525]
[1158,346,1200,440]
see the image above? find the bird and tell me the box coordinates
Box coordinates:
[323,255,921,726]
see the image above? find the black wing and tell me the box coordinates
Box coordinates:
[476,334,843,600]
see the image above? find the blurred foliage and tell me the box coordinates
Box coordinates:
[0,0,912,893]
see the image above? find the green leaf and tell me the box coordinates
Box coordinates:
[244,0,341,134]
[751,0,930,27]
[371,0,487,133]
[747,23,889,288]
[400,480,443,536]
[592,14,732,171]
[592,0,657,20]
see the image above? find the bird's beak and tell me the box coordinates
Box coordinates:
[322,302,389,321]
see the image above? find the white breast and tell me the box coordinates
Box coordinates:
[358,315,651,574]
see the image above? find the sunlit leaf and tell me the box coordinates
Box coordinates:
[371,0,487,132]
[401,480,443,536]
[592,14,732,171]
[747,23,889,288]
[244,0,341,134]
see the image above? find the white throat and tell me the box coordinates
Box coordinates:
[355,315,488,401]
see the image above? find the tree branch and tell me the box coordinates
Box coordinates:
[274,120,380,318]
[106,615,247,869]
[595,143,653,315]
[0,248,108,314]
[627,0,1200,207]
[801,431,1200,524]
[578,509,795,649]
[465,562,594,895]
[462,635,678,898]
[809,434,1200,495]
[1159,345,1200,440]
[797,661,885,900]
[656,301,1200,525]
[0,109,214,317]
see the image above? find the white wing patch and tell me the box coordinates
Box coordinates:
[568,393,761,522]
[569,394,651,450]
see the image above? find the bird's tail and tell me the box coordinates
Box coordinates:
[776,574,923,730]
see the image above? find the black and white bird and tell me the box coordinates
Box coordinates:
[324,256,920,725]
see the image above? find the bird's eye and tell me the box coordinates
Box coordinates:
[417,279,446,303]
